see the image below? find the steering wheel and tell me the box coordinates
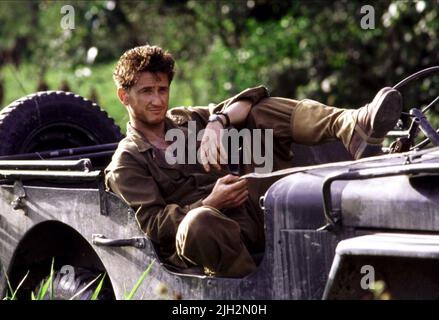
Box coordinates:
[389,66,439,153]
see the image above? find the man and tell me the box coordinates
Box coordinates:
[105,45,402,277]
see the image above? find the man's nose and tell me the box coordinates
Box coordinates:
[151,91,162,105]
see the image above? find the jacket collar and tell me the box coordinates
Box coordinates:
[126,118,182,153]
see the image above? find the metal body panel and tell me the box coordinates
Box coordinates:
[323,233,439,300]
[335,233,439,258]
[263,171,348,230]
[341,175,439,231]
[0,182,277,299]
[274,230,338,299]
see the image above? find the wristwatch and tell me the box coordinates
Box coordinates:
[208,112,230,127]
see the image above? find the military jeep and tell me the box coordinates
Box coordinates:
[0,67,438,300]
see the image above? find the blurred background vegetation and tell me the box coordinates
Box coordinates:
[0,0,438,132]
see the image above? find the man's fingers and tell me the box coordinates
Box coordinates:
[217,131,228,166]
[208,145,221,171]
[211,145,222,171]
[200,133,215,172]
[213,163,222,171]
[215,145,225,170]
[202,132,222,171]
[220,174,240,184]
[232,190,249,207]
[219,142,228,165]
[228,178,248,192]
[233,189,249,202]
[236,194,249,206]
[222,191,248,209]
[236,189,249,200]
[200,126,228,172]
[222,181,247,205]
[210,139,223,171]
[200,146,210,172]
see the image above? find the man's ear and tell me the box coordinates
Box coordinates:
[117,87,129,106]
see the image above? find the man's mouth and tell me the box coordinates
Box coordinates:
[148,108,163,113]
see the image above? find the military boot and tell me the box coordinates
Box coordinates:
[348,87,402,159]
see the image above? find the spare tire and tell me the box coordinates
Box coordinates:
[0,91,123,167]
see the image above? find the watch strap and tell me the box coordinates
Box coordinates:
[208,114,226,127]
[215,112,231,127]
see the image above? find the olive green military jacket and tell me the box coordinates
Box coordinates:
[105,86,269,257]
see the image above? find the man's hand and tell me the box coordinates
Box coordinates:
[199,100,252,172]
[202,174,248,210]
[199,120,228,172]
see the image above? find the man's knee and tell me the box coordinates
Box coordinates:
[175,206,241,262]
[177,206,220,238]
[176,207,226,254]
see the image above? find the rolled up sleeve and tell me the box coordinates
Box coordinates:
[167,86,270,126]
[215,85,270,113]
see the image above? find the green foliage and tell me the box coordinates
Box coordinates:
[124,260,155,300]
[68,273,101,300]
[2,259,156,300]
[34,258,55,300]
[90,274,106,300]
[370,280,391,300]
[0,0,438,127]
[2,268,29,300]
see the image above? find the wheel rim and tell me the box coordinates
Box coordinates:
[19,122,102,153]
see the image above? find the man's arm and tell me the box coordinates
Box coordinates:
[215,85,270,117]
[217,99,252,127]
[167,85,269,126]
[200,86,270,172]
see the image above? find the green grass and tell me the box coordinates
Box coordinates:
[3,269,29,300]
[124,260,154,300]
[2,259,156,300]
[34,258,55,300]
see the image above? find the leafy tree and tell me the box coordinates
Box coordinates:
[0,0,437,125]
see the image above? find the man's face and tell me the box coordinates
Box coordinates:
[120,71,170,126]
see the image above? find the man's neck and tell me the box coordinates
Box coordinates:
[131,119,167,145]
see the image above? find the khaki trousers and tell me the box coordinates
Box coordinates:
[175,97,359,277]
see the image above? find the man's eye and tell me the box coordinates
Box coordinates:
[142,88,153,93]
[159,88,168,93]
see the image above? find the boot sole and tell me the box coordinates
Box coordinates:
[370,89,402,137]
[355,89,402,159]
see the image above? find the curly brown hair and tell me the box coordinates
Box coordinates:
[113,45,175,89]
